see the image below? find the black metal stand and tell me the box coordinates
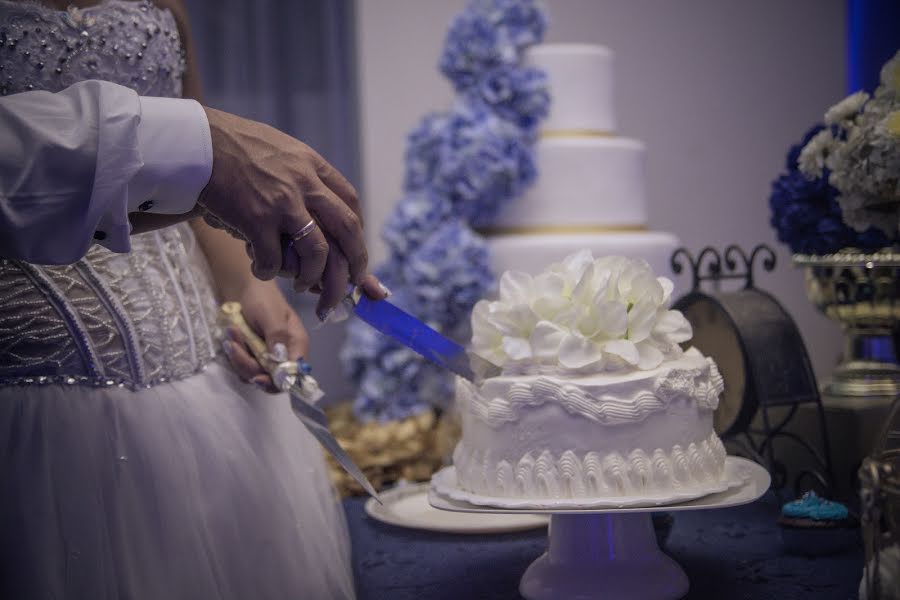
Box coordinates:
[671,244,836,498]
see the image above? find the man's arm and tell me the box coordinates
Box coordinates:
[0,79,212,264]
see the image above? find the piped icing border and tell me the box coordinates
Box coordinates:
[453,431,727,499]
[461,357,724,428]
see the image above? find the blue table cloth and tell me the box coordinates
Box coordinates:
[344,493,864,600]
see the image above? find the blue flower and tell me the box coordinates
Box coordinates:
[468,66,549,131]
[439,0,547,91]
[353,347,454,422]
[402,220,495,330]
[382,190,453,261]
[770,125,893,254]
[404,112,451,192]
[343,0,548,422]
[432,105,537,226]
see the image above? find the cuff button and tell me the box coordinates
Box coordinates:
[93,230,107,240]
[138,200,154,212]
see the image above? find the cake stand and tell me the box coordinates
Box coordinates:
[429,456,770,600]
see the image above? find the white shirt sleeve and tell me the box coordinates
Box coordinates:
[0,79,213,265]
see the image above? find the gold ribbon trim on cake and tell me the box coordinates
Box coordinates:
[541,129,615,138]
[476,223,648,236]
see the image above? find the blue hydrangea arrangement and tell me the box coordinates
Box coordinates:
[341,0,549,421]
[769,124,894,254]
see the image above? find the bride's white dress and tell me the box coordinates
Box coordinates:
[0,1,354,598]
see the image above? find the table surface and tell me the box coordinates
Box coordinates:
[344,492,864,600]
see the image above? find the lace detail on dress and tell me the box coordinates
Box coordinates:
[0,225,220,389]
[0,1,220,389]
[0,0,184,97]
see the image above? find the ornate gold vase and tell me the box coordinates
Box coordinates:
[794,249,900,398]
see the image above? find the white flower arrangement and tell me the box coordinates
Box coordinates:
[470,251,693,374]
[798,50,900,235]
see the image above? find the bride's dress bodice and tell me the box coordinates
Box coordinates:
[0,0,219,389]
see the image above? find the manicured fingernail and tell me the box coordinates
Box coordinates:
[252,376,268,389]
[317,307,334,323]
[271,342,288,362]
[378,282,392,297]
[222,340,234,357]
[297,358,313,375]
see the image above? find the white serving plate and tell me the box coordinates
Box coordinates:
[430,456,764,512]
[364,482,548,534]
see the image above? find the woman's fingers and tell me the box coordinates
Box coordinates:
[359,272,390,300]
[222,333,266,381]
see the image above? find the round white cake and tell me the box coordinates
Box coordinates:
[452,252,728,500]
[483,43,680,282]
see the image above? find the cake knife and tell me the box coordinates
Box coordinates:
[345,286,502,384]
[218,302,382,502]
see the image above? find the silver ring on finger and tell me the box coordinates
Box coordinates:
[291,219,318,242]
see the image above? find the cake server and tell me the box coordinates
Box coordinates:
[218,302,381,503]
[345,286,502,384]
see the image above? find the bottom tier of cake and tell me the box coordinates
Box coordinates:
[453,431,727,500]
[484,231,681,289]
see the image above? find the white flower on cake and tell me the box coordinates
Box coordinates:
[471,250,692,373]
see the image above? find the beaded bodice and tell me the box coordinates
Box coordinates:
[0,0,184,96]
[0,0,220,389]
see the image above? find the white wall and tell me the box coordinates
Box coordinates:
[354,0,847,382]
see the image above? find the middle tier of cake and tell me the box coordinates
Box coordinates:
[490,136,647,229]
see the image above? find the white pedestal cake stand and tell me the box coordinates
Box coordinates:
[429,456,770,600]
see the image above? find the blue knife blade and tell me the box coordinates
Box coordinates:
[347,289,502,383]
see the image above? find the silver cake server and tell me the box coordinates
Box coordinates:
[218,302,382,503]
[346,286,502,384]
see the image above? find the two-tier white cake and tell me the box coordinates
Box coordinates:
[452,252,727,500]
[483,44,679,279]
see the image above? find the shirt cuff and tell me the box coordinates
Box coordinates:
[129,96,213,215]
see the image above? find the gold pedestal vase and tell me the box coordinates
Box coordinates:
[794,249,900,398]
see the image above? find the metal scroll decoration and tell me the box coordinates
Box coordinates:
[671,244,835,497]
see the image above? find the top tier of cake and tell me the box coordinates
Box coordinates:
[528,43,617,133]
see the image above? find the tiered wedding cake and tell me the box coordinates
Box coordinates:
[484,44,679,279]
[452,252,728,500]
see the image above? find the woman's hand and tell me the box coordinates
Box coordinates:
[221,279,309,393]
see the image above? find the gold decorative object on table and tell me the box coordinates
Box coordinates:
[324,403,461,497]
[794,249,900,398]
[859,394,900,599]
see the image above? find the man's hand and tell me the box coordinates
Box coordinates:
[198,107,368,298]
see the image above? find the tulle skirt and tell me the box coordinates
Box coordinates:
[0,361,355,600]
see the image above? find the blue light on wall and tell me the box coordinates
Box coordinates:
[847,0,900,93]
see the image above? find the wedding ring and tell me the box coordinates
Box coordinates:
[291,220,318,242]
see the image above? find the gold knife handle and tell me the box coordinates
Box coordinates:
[218,301,277,375]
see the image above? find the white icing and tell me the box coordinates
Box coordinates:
[471,252,693,373]
[490,137,647,229]
[453,432,727,499]
[526,44,617,133]
[461,349,722,428]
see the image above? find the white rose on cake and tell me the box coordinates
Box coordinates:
[471,250,692,373]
